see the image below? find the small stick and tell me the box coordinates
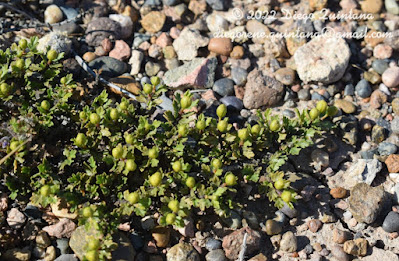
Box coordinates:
[238,232,248,261]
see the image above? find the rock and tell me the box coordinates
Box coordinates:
[386,0,399,14]
[51,198,78,220]
[378,142,397,156]
[85,18,121,46]
[264,219,282,235]
[109,75,140,95]
[129,50,144,75]
[294,36,350,84]
[348,183,385,224]
[248,253,268,261]
[331,245,350,261]
[55,254,78,261]
[88,57,128,78]
[43,218,76,238]
[355,79,372,98]
[343,238,368,256]
[361,0,383,13]
[346,159,382,185]
[163,46,176,59]
[36,231,51,248]
[0,193,7,211]
[298,88,310,100]
[374,44,393,59]
[311,149,329,168]
[205,249,227,261]
[372,125,386,143]
[56,238,70,255]
[173,28,209,60]
[59,6,78,20]
[220,96,243,111]
[141,11,166,33]
[392,117,399,134]
[166,242,200,261]
[141,216,156,230]
[151,226,170,248]
[37,32,72,55]
[45,5,63,24]
[382,67,399,88]
[330,187,347,199]
[163,57,217,89]
[33,247,46,259]
[7,208,26,229]
[222,227,261,260]
[372,60,389,74]
[208,38,233,56]
[213,78,234,97]
[393,98,399,115]
[243,69,284,109]
[231,67,247,86]
[280,231,297,253]
[385,154,399,172]
[245,20,270,44]
[206,0,227,10]
[334,99,356,114]
[275,68,296,85]
[362,246,399,260]
[44,246,56,261]
[3,248,31,261]
[308,219,322,232]
[370,90,388,109]
[222,210,242,229]
[83,52,97,63]
[382,211,399,232]
[109,40,131,61]
[206,13,228,32]
[206,238,222,251]
[109,14,133,39]
[333,228,350,244]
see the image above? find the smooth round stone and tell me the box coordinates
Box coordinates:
[311,92,326,100]
[383,211,399,232]
[344,84,355,96]
[334,99,356,114]
[129,232,144,250]
[59,6,78,20]
[386,0,399,15]
[213,78,234,97]
[88,57,127,78]
[275,68,295,85]
[205,249,227,261]
[265,219,282,235]
[220,96,243,111]
[355,79,372,98]
[82,52,96,63]
[205,239,222,251]
[208,38,233,56]
[144,0,162,6]
[45,5,63,24]
[206,14,228,32]
[378,142,397,156]
[145,62,161,76]
[56,238,70,255]
[280,203,298,218]
[283,109,295,118]
[298,88,310,100]
[372,59,389,74]
[231,67,247,86]
[382,67,399,88]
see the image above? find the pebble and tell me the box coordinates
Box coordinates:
[343,238,368,256]
[3,248,31,261]
[378,142,397,156]
[331,245,350,261]
[213,78,235,97]
[7,208,26,229]
[43,218,76,238]
[386,0,399,15]
[392,117,399,134]
[151,226,170,248]
[173,28,209,60]
[59,6,78,20]
[382,211,399,232]
[264,219,283,235]
[370,90,388,109]
[333,228,350,244]
[382,67,399,88]
[141,11,166,33]
[372,59,389,74]
[145,62,161,76]
[298,88,310,100]
[361,0,383,13]
[231,67,247,86]
[205,249,227,261]
[355,79,372,98]
[206,238,222,251]
[54,254,78,261]
[36,231,51,248]
[44,5,63,24]
[38,32,72,54]
[330,187,347,199]
[85,18,121,46]
[110,14,133,39]
[45,246,56,261]
[275,68,296,85]
[230,46,245,59]
[166,242,200,261]
[372,125,386,143]
[386,154,399,172]
[311,149,329,168]
[56,238,70,255]
[307,219,322,233]
[83,52,97,63]
[393,98,399,115]
[206,0,227,11]
[129,50,144,76]
[89,56,128,78]
[334,99,356,114]
[206,14,228,32]
[109,40,131,61]
[374,44,393,59]
[280,231,297,252]
[208,38,233,56]
[222,227,261,260]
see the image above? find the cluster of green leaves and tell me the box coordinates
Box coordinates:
[0,38,337,261]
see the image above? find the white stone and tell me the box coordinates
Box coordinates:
[173,28,209,60]
[129,50,144,75]
[44,5,63,24]
[109,14,133,39]
[206,13,228,32]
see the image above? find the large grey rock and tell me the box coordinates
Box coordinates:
[345,159,383,185]
[294,36,350,84]
[163,57,217,89]
[88,57,128,78]
[37,32,72,54]
[243,69,284,109]
[167,242,200,261]
[349,183,386,224]
[85,17,121,46]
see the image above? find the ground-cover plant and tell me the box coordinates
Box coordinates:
[0,37,337,260]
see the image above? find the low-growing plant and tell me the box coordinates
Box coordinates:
[0,37,337,260]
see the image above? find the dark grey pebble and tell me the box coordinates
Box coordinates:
[88,57,127,78]
[205,238,222,251]
[372,59,389,75]
[213,78,235,97]
[205,249,227,261]
[378,142,397,156]
[344,84,354,96]
[355,79,372,98]
[220,96,243,111]
[297,88,310,101]
[382,211,399,233]
[231,67,247,86]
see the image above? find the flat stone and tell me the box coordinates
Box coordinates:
[85,17,121,46]
[173,28,209,60]
[88,56,128,78]
[141,11,166,33]
[166,242,200,261]
[222,227,261,260]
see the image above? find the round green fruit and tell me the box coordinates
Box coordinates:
[60,77,67,85]
[120,101,128,110]
[217,120,228,133]
[125,134,134,145]
[309,108,319,121]
[110,108,119,121]
[316,100,328,114]
[75,133,87,148]
[238,128,249,141]
[125,159,137,171]
[40,185,51,197]
[180,96,192,109]
[10,141,20,151]
[168,200,179,213]
[0,83,11,96]
[149,172,162,187]
[172,161,182,172]
[251,124,261,136]
[126,192,139,204]
[90,113,100,125]
[19,39,27,49]
[41,100,50,111]
[85,250,99,261]
[148,147,158,159]
[47,49,58,61]
[15,59,24,69]
[165,213,176,225]
[82,207,93,218]
[87,239,101,251]
[269,120,280,132]
[274,179,285,190]
[225,173,237,186]
[112,146,123,159]
[212,158,222,170]
[151,76,160,86]
[143,83,153,94]
[281,190,293,203]
[178,125,188,136]
[216,104,227,119]
[186,177,196,189]
[196,120,206,130]
[79,111,87,120]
